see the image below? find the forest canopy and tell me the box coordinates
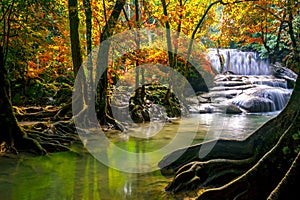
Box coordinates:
[1,0,299,107]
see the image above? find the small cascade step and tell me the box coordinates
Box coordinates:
[193,74,293,114]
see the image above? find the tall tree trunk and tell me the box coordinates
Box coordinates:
[84,0,92,56]
[135,0,141,89]
[271,14,286,63]
[0,45,46,155]
[96,0,125,129]
[83,0,94,121]
[68,0,83,77]
[287,0,300,65]
[57,0,86,120]
[68,0,86,117]
[0,1,46,154]
[161,0,174,103]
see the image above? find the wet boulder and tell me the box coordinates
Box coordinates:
[231,86,291,112]
[128,85,184,123]
[232,95,275,113]
[225,104,243,114]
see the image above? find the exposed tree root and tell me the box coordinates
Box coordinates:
[159,139,253,175]
[165,157,255,193]
[53,102,72,120]
[159,102,297,175]
[1,106,48,155]
[23,120,80,154]
[11,127,48,155]
[14,106,61,121]
[160,76,300,199]
[267,151,300,200]
[197,120,299,200]
[163,109,300,199]
[2,118,81,156]
[73,103,125,132]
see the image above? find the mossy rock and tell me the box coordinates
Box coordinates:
[129,84,184,123]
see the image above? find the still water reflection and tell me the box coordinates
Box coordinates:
[0,113,276,200]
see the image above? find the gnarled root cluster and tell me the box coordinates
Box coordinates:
[159,108,300,199]
[23,121,80,153]
[165,157,255,193]
[196,120,299,200]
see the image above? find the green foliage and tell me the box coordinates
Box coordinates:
[218,0,300,66]
[282,146,290,156]
[1,0,299,108]
[292,130,300,155]
[292,131,300,140]
[282,130,300,160]
[1,0,74,106]
[11,75,73,106]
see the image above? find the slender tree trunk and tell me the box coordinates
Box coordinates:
[68,0,86,117]
[57,0,86,120]
[84,0,92,56]
[161,0,174,103]
[135,0,141,89]
[271,15,286,63]
[287,0,300,64]
[83,0,94,121]
[96,0,125,129]
[68,0,83,77]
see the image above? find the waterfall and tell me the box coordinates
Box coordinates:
[231,86,291,112]
[258,88,290,110]
[207,49,272,75]
[198,49,295,113]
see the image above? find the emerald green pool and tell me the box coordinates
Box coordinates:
[0,113,276,200]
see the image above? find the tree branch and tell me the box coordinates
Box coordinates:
[122,7,131,29]
[187,0,259,61]
[254,4,281,20]
[102,0,108,26]
[161,0,174,67]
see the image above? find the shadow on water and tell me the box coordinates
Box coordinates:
[0,113,277,200]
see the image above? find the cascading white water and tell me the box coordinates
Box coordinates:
[207,49,272,75]
[231,86,291,112]
[262,88,290,110]
[204,49,294,113]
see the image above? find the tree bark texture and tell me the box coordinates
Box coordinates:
[68,0,83,77]
[0,46,46,155]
